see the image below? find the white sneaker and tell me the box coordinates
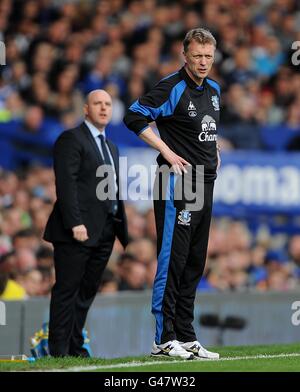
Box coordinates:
[151,340,194,360]
[180,341,220,360]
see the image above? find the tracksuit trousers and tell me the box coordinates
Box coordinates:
[152,172,214,344]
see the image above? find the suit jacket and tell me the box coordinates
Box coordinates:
[43,122,128,248]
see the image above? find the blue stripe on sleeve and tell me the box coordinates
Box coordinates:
[129,80,186,121]
[160,71,179,81]
[206,78,221,96]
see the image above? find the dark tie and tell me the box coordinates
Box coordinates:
[98,134,118,215]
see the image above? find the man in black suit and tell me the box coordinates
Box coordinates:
[44,89,128,357]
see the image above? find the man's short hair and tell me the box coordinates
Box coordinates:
[117,253,138,266]
[12,228,38,243]
[183,28,217,52]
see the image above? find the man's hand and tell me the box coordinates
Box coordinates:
[161,146,191,175]
[138,127,191,175]
[72,225,89,242]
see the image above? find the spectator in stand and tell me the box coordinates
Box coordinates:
[4,91,26,120]
[22,106,44,134]
[23,74,54,116]
[14,248,37,274]
[252,35,285,78]
[126,238,156,266]
[0,270,26,300]
[38,265,55,297]
[0,251,17,279]
[12,229,40,252]
[50,65,84,122]
[99,268,119,294]
[16,268,43,297]
[36,246,53,269]
[225,45,257,86]
[117,253,147,291]
[125,205,146,240]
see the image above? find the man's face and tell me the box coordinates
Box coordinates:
[183,40,215,82]
[84,90,112,129]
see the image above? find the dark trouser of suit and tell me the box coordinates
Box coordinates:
[49,214,115,357]
[152,172,214,344]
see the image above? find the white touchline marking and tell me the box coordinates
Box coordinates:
[31,353,300,372]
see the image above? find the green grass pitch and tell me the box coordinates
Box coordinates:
[0,343,299,372]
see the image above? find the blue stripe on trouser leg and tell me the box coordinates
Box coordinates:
[152,173,176,344]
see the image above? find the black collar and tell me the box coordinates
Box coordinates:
[179,66,206,90]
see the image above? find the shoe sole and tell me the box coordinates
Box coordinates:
[191,353,220,360]
[184,348,220,360]
[150,352,194,360]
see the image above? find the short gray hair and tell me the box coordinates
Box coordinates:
[183,28,217,52]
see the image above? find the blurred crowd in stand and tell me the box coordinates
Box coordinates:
[0,0,300,150]
[0,166,300,299]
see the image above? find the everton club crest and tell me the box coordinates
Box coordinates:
[178,210,191,226]
[211,95,220,111]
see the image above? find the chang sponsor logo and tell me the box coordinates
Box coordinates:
[199,132,218,142]
[199,115,217,142]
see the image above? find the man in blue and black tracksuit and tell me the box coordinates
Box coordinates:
[124,28,220,360]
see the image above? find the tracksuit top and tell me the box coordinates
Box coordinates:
[124,66,221,182]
